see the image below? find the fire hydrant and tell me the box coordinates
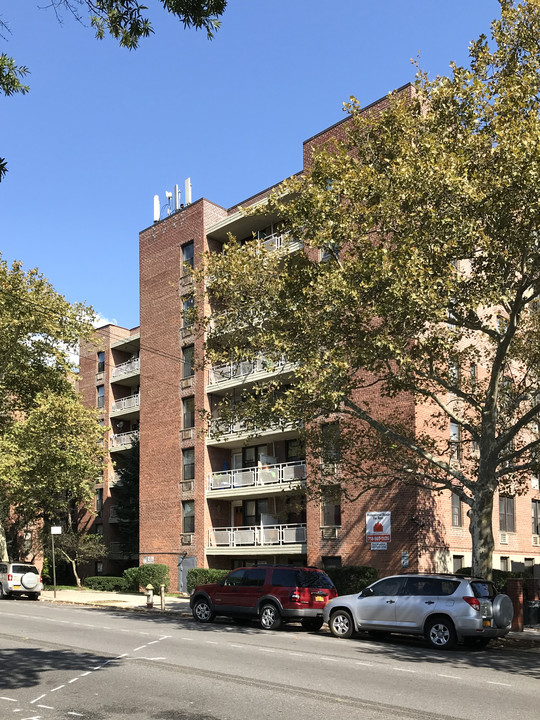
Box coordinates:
[145,584,154,608]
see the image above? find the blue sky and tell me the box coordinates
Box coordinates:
[1,0,500,329]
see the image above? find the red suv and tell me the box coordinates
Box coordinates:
[190,565,338,630]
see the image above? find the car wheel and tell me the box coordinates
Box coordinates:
[301,618,324,631]
[329,609,354,639]
[464,636,491,649]
[424,617,457,650]
[192,598,215,623]
[492,594,514,628]
[21,572,39,591]
[0,585,10,600]
[259,603,281,630]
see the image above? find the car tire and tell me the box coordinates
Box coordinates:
[492,594,514,628]
[0,585,10,600]
[21,572,39,591]
[301,618,324,631]
[464,636,491,649]
[29,593,40,601]
[329,609,354,639]
[192,598,215,623]
[424,616,457,650]
[259,603,281,630]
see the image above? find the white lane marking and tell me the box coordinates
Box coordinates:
[30,695,46,704]
[487,681,512,687]
[289,652,303,656]
[206,641,218,645]
[230,644,244,648]
[356,661,374,667]
[438,674,461,679]
[393,667,416,673]
[320,656,338,662]
[50,686,65,692]
[133,645,147,651]
[259,648,275,653]
[0,696,17,701]
[147,640,159,645]
[67,713,84,717]
[37,705,54,710]
[68,678,78,684]
[80,672,91,677]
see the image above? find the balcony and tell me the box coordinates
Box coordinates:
[208,460,306,498]
[110,430,139,452]
[207,356,292,391]
[110,394,140,417]
[206,418,300,448]
[111,357,140,382]
[259,231,303,254]
[207,523,306,556]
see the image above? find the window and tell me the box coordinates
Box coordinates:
[450,420,461,460]
[452,555,464,573]
[223,569,245,586]
[286,438,305,461]
[96,488,103,514]
[449,358,461,388]
[451,492,462,527]
[183,396,195,429]
[322,556,342,569]
[470,363,477,390]
[321,422,340,462]
[97,385,105,409]
[243,499,268,526]
[97,351,105,373]
[533,500,540,535]
[321,487,341,527]
[242,568,266,587]
[182,501,195,533]
[182,447,195,481]
[499,495,515,532]
[500,556,510,572]
[182,294,194,328]
[369,577,404,596]
[182,241,194,274]
[182,345,194,378]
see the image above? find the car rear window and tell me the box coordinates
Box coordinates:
[271,568,335,589]
[12,565,38,574]
[471,581,496,599]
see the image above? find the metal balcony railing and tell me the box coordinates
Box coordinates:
[208,356,286,386]
[208,460,306,491]
[208,523,306,548]
[259,232,303,254]
[111,358,140,378]
[111,394,140,413]
[110,430,139,449]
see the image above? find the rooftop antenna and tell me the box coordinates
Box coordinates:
[184,177,192,205]
[174,184,181,212]
[153,195,160,223]
[165,191,173,215]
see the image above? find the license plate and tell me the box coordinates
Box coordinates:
[483,619,492,628]
[13,585,21,589]
[314,595,324,602]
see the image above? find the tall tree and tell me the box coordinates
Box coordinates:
[200,0,540,579]
[0,255,102,560]
[0,1,227,179]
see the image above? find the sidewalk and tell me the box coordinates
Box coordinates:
[40,588,191,614]
[39,589,540,649]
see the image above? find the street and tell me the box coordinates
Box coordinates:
[0,600,539,720]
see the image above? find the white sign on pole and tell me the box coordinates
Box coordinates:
[371,542,388,550]
[51,526,62,535]
[366,511,391,542]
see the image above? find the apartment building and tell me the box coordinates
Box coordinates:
[80,88,540,590]
[79,324,140,575]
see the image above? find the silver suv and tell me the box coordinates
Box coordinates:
[0,562,43,600]
[323,573,514,650]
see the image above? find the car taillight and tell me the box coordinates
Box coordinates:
[39,576,42,583]
[8,574,13,581]
[463,596,480,611]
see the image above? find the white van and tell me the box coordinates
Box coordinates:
[0,562,43,600]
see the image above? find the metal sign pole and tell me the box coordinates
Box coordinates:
[50,526,62,599]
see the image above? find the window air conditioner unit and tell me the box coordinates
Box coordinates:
[181,428,195,441]
[181,376,194,389]
[532,535,540,547]
[499,532,508,545]
[181,534,193,546]
[321,527,338,540]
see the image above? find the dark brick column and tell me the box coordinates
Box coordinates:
[506,579,523,631]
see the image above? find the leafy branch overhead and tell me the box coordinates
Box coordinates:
[200,0,540,578]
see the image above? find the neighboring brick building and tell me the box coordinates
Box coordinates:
[81,87,540,590]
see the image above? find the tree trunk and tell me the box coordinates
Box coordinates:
[469,490,495,580]
[70,559,81,588]
[0,522,8,562]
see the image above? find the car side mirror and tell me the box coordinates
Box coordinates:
[359,587,373,598]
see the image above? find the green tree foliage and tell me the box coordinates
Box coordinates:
[54,529,108,587]
[0,255,102,560]
[200,0,540,579]
[113,438,139,557]
[0,1,227,180]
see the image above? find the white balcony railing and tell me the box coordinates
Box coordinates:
[208,523,306,548]
[208,356,286,386]
[110,430,139,449]
[260,232,303,254]
[208,460,306,491]
[111,357,140,379]
[111,394,140,413]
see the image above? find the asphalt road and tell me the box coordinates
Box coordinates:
[0,599,539,720]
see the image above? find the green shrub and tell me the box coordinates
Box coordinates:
[187,568,229,593]
[84,576,126,591]
[458,567,528,593]
[325,566,379,595]
[122,566,140,592]
[136,563,170,592]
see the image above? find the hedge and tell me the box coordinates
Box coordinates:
[458,567,530,592]
[325,566,379,595]
[136,563,170,592]
[84,576,126,592]
[122,566,140,592]
[187,568,229,593]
